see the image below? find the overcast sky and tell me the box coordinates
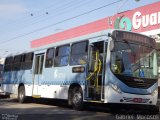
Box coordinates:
[0,0,159,57]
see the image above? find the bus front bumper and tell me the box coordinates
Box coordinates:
[105,86,158,106]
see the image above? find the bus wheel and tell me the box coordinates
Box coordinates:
[71,87,84,110]
[18,86,26,103]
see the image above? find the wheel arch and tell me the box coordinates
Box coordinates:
[18,83,25,94]
[18,83,25,89]
[68,83,82,105]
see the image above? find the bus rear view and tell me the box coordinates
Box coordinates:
[107,30,158,109]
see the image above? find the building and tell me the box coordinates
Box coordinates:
[31,2,160,94]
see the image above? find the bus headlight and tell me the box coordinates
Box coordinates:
[151,89,158,96]
[109,83,122,94]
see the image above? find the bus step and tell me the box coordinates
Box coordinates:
[87,94,101,101]
[32,95,41,98]
[94,93,101,100]
[86,100,104,103]
[85,97,93,100]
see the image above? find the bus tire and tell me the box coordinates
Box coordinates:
[18,86,26,103]
[71,87,84,110]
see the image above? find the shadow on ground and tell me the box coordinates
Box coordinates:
[0,97,159,120]
[30,98,159,115]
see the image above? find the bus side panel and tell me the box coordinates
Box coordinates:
[3,70,25,95]
[57,66,86,99]
[38,67,58,98]
[2,71,16,94]
[3,69,34,97]
[22,69,33,96]
[39,65,86,99]
[39,66,71,99]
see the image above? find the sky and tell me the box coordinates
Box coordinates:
[0,0,159,57]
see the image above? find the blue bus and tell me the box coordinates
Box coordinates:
[2,30,158,111]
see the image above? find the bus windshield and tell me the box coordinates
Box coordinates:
[111,31,158,79]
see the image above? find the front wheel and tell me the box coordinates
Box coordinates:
[71,87,84,110]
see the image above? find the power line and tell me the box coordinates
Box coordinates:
[0,0,92,34]
[0,0,123,45]
[0,0,94,38]
[23,0,94,27]
[0,48,25,51]
[0,0,74,28]
[116,0,128,13]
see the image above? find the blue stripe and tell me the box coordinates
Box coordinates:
[3,80,85,85]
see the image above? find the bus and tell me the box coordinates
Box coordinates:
[0,58,5,93]
[1,30,158,111]
[0,64,3,86]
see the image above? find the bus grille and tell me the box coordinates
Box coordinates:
[114,74,157,89]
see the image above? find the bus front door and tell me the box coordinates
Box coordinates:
[32,54,44,97]
[85,41,106,101]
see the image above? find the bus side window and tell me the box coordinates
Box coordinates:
[70,41,88,65]
[22,52,34,70]
[45,48,55,68]
[4,57,14,72]
[13,55,23,71]
[54,45,70,67]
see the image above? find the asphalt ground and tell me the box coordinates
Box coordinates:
[0,94,159,120]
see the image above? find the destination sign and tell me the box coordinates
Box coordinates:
[113,31,156,47]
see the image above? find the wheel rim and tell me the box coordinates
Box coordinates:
[73,91,82,105]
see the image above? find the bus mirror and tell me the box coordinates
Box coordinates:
[110,40,114,51]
